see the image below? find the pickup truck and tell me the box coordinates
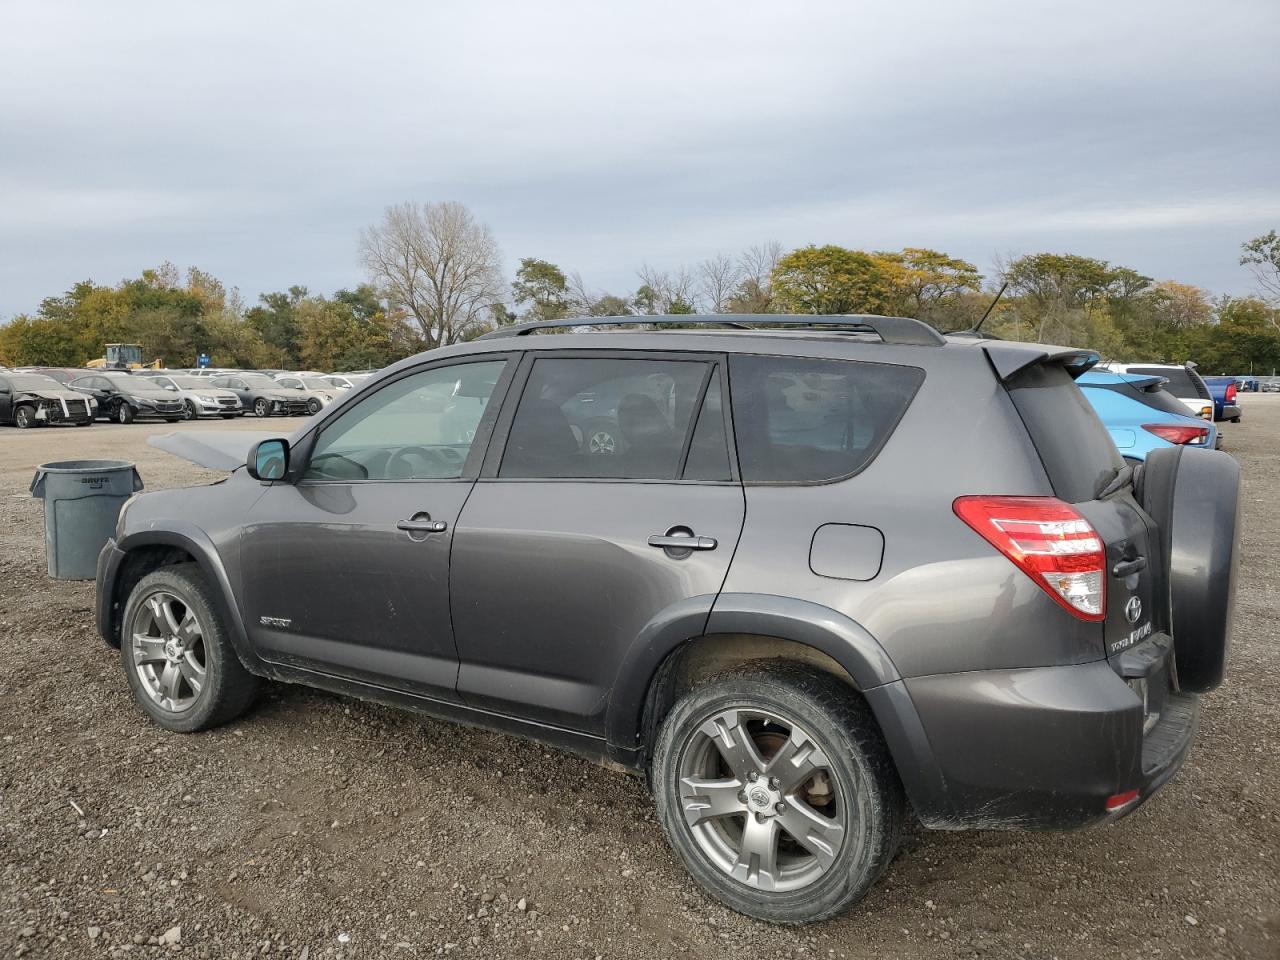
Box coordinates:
[1202,376,1243,423]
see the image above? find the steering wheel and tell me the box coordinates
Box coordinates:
[386,445,461,479]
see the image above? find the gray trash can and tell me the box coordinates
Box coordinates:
[30,460,144,580]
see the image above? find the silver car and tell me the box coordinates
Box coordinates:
[146,375,244,420]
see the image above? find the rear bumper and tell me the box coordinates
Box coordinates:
[1217,404,1241,422]
[870,633,1197,830]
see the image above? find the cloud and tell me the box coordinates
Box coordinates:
[1,0,1277,315]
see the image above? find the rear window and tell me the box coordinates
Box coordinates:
[1128,366,1210,400]
[1007,364,1122,503]
[728,355,924,483]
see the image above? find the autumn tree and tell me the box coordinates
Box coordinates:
[1241,230,1280,302]
[877,247,982,319]
[770,245,901,315]
[359,201,504,347]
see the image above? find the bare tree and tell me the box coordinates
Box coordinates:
[728,241,784,313]
[359,201,504,347]
[698,253,741,313]
[636,263,700,313]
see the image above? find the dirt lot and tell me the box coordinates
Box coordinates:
[1,401,1277,960]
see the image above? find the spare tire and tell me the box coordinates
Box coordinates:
[1139,447,1241,693]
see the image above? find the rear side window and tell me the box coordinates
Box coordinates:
[500,357,712,480]
[1007,364,1122,503]
[1128,366,1210,400]
[728,355,924,483]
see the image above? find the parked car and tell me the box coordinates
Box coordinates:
[13,366,93,385]
[1077,371,1218,460]
[1099,361,1214,420]
[97,315,1240,924]
[272,375,339,414]
[208,373,312,417]
[1201,376,1243,422]
[69,372,185,423]
[1262,378,1280,393]
[0,372,96,427]
[324,374,370,391]
[145,374,245,420]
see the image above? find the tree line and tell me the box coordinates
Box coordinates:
[2,201,1278,375]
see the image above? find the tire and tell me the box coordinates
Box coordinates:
[117,403,135,424]
[652,661,903,924]
[120,564,260,733]
[183,400,198,421]
[75,419,93,427]
[307,398,322,415]
[1140,447,1242,693]
[13,404,36,429]
[164,418,181,423]
[253,398,272,418]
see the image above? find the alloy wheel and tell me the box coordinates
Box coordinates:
[587,430,617,455]
[129,591,207,713]
[677,708,846,893]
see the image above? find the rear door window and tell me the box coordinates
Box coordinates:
[499,357,712,480]
[1006,364,1122,503]
[727,355,924,483]
[1128,366,1210,399]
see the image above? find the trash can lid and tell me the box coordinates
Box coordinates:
[33,459,138,473]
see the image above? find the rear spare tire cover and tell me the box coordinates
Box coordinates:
[1141,447,1241,693]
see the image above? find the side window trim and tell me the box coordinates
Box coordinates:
[294,353,517,484]
[675,363,717,479]
[478,348,739,484]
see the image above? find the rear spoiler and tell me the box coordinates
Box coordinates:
[983,344,1100,382]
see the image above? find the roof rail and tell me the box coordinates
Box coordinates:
[479,314,946,346]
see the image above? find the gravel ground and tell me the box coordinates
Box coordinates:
[1,401,1277,960]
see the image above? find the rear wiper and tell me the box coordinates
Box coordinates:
[1096,463,1134,499]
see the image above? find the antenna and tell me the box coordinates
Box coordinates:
[970,281,1009,336]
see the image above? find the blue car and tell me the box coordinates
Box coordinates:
[1078,370,1218,462]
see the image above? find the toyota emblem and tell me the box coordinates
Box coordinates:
[1124,596,1143,624]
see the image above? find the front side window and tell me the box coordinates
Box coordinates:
[305,360,507,481]
[729,355,925,483]
[500,358,712,480]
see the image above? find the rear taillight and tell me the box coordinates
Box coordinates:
[1142,423,1210,445]
[1225,383,1237,403]
[953,496,1106,621]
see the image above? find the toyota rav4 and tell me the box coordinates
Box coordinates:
[96,315,1240,924]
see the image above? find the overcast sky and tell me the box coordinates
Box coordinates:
[2,0,1277,317]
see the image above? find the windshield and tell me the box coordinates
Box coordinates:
[302,378,333,390]
[166,376,206,388]
[240,375,280,388]
[5,375,63,391]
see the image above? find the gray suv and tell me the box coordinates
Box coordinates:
[96,316,1241,924]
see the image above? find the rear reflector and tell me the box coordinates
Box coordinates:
[1142,423,1210,445]
[1105,789,1140,813]
[953,496,1106,621]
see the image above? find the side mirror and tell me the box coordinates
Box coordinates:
[247,438,289,481]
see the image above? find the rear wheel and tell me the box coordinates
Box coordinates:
[652,662,903,924]
[121,564,259,732]
[13,404,36,428]
[253,398,272,417]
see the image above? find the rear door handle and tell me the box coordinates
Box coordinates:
[647,534,717,551]
[1112,556,1147,577]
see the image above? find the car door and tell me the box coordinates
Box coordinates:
[0,377,12,422]
[450,352,746,735]
[239,355,515,699]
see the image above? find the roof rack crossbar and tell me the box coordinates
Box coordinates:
[479,314,946,346]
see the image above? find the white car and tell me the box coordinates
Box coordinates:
[273,375,339,413]
[145,375,245,419]
[1097,362,1214,420]
[323,373,370,391]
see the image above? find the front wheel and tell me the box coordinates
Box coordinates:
[253,398,272,417]
[117,404,135,424]
[183,400,198,421]
[13,404,37,428]
[307,398,322,415]
[120,564,260,733]
[652,662,903,924]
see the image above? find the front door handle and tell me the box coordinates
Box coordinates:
[648,534,717,551]
[397,513,448,540]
